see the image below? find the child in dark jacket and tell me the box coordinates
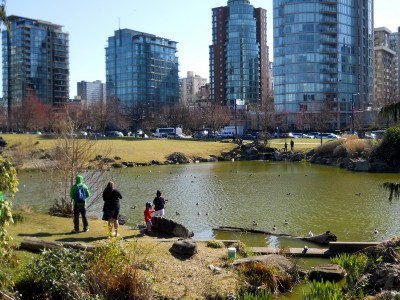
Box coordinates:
[144,202,154,232]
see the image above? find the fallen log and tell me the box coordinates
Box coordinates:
[214,227,337,245]
[20,237,98,253]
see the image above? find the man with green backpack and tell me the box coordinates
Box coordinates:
[70,175,90,233]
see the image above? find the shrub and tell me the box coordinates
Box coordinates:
[344,138,368,158]
[237,261,294,294]
[332,144,347,158]
[231,241,252,258]
[48,197,73,217]
[372,127,400,161]
[15,248,90,300]
[86,240,154,300]
[314,140,343,157]
[207,240,224,249]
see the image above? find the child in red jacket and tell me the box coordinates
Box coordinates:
[144,202,154,232]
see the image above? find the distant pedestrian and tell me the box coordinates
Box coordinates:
[144,202,155,232]
[153,190,166,217]
[284,141,288,152]
[70,175,90,233]
[290,139,294,151]
[102,181,123,237]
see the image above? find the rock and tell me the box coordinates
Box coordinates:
[233,254,295,273]
[352,159,370,172]
[111,163,126,168]
[302,231,337,245]
[170,238,197,256]
[309,264,347,282]
[151,216,194,238]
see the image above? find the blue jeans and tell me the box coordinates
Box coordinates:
[73,205,88,231]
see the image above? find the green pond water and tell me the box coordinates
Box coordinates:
[14,161,400,299]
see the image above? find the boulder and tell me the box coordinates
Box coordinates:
[151,216,194,238]
[352,159,370,172]
[301,231,337,245]
[170,238,197,256]
[309,264,347,282]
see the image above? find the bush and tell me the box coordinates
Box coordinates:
[344,138,369,158]
[206,240,224,249]
[332,144,347,158]
[238,261,294,294]
[314,140,343,157]
[15,248,90,300]
[86,240,154,300]
[372,127,400,161]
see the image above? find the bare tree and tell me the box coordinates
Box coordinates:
[49,105,111,217]
[204,103,230,134]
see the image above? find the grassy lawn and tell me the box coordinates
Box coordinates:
[1,134,238,163]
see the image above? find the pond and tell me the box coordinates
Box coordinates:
[15,161,400,246]
[14,161,400,299]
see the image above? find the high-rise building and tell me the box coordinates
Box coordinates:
[390,27,400,103]
[374,28,396,109]
[180,71,208,107]
[2,15,69,109]
[77,80,106,108]
[105,29,179,111]
[273,0,374,130]
[209,0,271,108]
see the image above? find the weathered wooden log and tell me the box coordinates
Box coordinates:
[214,227,337,245]
[20,237,98,253]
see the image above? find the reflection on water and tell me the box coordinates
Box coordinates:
[16,161,400,248]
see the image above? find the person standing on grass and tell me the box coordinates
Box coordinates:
[290,139,294,151]
[284,141,288,152]
[153,190,166,217]
[70,175,90,233]
[102,181,123,237]
[144,202,155,232]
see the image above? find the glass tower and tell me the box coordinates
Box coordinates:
[209,0,270,107]
[105,29,179,110]
[273,0,374,130]
[2,15,69,108]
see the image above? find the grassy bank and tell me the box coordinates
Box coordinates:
[1,134,237,165]
[7,210,238,299]
[1,134,324,164]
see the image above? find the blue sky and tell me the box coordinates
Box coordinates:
[3,0,398,98]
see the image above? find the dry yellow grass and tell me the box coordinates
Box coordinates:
[1,134,236,164]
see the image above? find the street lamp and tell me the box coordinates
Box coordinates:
[351,93,359,134]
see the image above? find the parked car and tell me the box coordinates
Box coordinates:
[307,132,321,138]
[288,132,304,138]
[220,131,235,138]
[105,131,124,137]
[167,133,186,139]
[241,133,257,140]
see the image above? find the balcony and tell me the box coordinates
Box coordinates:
[321,57,338,64]
[320,16,337,24]
[321,37,337,44]
[320,46,338,54]
[320,26,337,34]
[321,6,337,14]
[320,0,337,3]
[322,76,338,83]
[320,67,338,73]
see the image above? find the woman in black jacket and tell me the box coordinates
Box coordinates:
[102,181,123,236]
